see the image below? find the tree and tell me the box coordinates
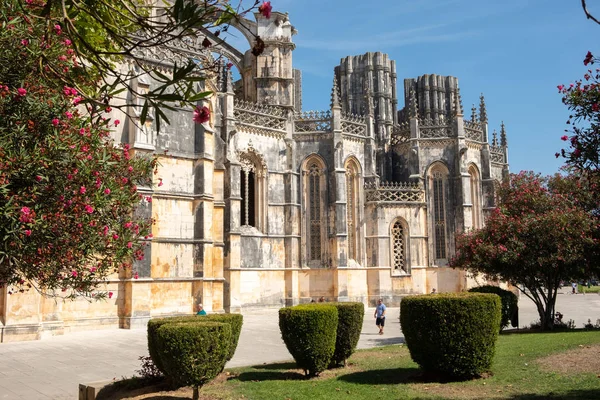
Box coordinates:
[0,1,158,298]
[557,51,600,180]
[450,172,598,330]
[0,0,272,298]
[14,0,269,129]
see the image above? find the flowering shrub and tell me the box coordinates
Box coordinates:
[0,1,155,298]
[451,172,598,330]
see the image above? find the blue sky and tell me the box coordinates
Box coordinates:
[231,0,599,175]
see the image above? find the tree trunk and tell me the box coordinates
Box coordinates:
[193,386,199,400]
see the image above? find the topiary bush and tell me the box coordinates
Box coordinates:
[325,302,365,367]
[147,315,198,375]
[203,314,243,361]
[147,313,243,374]
[279,304,338,376]
[469,285,518,329]
[400,292,501,379]
[155,322,231,399]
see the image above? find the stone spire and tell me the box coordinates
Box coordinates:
[471,104,477,122]
[454,88,463,116]
[330,76,341,109]
[500,121,507,146]
[408,88,418,119]
[479,93,487,123]
[492,129,498,146]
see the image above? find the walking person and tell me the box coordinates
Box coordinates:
[374,298,387,335]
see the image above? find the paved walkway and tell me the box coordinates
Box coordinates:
[1,293,599,399]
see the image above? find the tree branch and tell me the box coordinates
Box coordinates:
[582,0,600,25]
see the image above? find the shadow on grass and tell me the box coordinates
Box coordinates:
[337,367,418,385]
[95,376,176,400]
[250,361,297,371]
[235,362,305,381]
[507,390,600,399]
[339,367,488,385]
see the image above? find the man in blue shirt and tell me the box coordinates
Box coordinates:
[374,298,386,335]
[196,303,207,316]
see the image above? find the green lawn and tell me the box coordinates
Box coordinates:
[196,330,600,400]
[580,285,600,294]
[104,331,600,400]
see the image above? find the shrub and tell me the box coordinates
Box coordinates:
[279,304,338,376]
[469,285,519,329]
[202,314,243,361]
[147,316,197,374]
[400,292,501,379]
[155,322,231,391]
[325,302,365,367]
[147,313,243,374]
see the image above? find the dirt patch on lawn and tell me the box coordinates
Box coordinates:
[537,343,600,375]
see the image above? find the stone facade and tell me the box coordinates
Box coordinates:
[0,9,509,341]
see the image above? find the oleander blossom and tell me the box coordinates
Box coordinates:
[193,105,210,124]
[258,1,272,18]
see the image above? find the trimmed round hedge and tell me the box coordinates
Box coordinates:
[400,292,501,379]
[155,321,231,388]
[147,313,243,374]
[469,285,518,330]
[325,302,365,367]
[279,304,338,376]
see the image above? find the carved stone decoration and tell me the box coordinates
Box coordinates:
[479,93,488,123]
[365,181,425,203]
[391,220,406,273]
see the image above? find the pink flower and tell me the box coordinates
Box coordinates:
[561,135,568,141]
[127,241,133,248]
[105,106,112,113]
[64,39,72,46]
[112,234,119,240]
[25,229,31,236]
[73,96,82,105]
[103,225,109,235]
[258,1,272,18]
[574,148,582,157]
[79,186,86,194]
[52,118,59,126]
[145,196,152,203]
[134,272,139,279]
[108,291,113,299]
[71,270,78,277]
[584,51,594,66]
[35,175,42,182]
[85,205,94,213]
[54,24,62,34]
[21,39,29,46]
[128,165,133,172]
[193,105,210,124]
[114,119,120,127]
[104,188,111,195]
[158,179,163,187]
[65,111,73,119]
[557,84,564,92]
[124,221,133,228]
[226,62,234,70]
[17,87,26,96]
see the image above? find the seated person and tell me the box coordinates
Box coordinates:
[196,303,207,316]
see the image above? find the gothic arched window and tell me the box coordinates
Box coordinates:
[469,165,482,229]
[391,219,409,274]
[302,156,327,265]
[345,159,360,261]
[238,147,267,231]
[429,163,449,261]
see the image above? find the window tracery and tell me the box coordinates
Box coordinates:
[430,166,448,260]
[391,220,407,273]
